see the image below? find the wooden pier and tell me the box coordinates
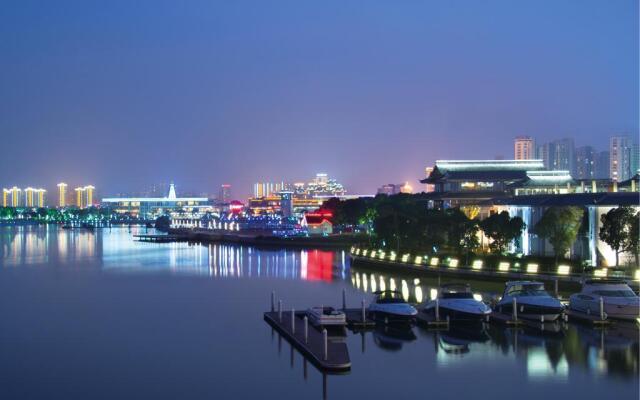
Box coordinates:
[264,311,351,372]
[134,234,188,243]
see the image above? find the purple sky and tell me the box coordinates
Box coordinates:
[0,0,637,199]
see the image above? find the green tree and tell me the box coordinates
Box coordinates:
[599,206,636,267]
[627,212,639,266]
[479,211,525,254]
[533,206,584,264]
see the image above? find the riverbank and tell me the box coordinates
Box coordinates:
[350,247,640,291]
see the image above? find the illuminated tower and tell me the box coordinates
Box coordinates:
[75,187,86,208]
[10,187,21,207]
[57,183,67,207]
[219,184,231,203]
[36,189,46,207]
[84,185,95,207]
[2,189,9,207]
[25,187,35,207]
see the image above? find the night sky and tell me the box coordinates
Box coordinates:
[1,0,637,198]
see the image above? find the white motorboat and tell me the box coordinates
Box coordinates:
[423,283,491,322]
[306,306,347,327]
[368,290,418,322]
[569,279,639,321]
[494,281,564,322]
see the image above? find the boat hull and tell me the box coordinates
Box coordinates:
[495,302,563,322]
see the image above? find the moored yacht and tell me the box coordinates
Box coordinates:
[306,306,347,327]
[422,283,491,322]
[494,281,564,322]
[368,290,418,322]
[569,279,639,321]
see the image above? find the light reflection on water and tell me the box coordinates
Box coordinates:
[0,225,638,399]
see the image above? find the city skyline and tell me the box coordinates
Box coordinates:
[0,1,637,196]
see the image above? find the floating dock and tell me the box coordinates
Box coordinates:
[134,234,188,243]
[565,309,612,326]
[415,311,450,329]
[264,311,351,372]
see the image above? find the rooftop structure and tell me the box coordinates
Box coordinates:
[102,183,211,219]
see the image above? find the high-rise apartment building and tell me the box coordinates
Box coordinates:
[3,187,22,207]
[536,138,575,175]
[575,146,596,180]
[594,151,610,179]
[74,185,95,208]
[610,135,632,181]
[514,136,534,160]
[57,183,67,207]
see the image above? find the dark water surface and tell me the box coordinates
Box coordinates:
[0,226,637,399]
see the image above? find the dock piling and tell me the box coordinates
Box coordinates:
[554,280,559,298]
[303,316,308,344]
[291,309,295,333]
[435,299,440,321]
[342,289,346,310]
[361,299,366,323]
[512,298,518,322]
[322,329,328,361]
[599,297,605,321]
[271,291,275,312]
[278,300,282,322]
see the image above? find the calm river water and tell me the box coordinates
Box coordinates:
[0,225,637,399]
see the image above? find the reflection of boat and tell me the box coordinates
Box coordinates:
[368,290,418,322]
[569,280,640,321]
[61,224,72,229]
[495,281,564,321]
[423,283,491,323]
[307,307,346,327]
[373,325,417,351]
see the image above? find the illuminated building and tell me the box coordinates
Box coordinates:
[575,146,596,180]
[75,187,86,208]
[36,189,46,207]
[303,212,333,236]
[306,173,345,197]
[85,185,94,206]
[102,183,211,219]
[57,183,67,207]
[74,185,95,208]
[498,192,639,267]
[25,188,36,207]
[280,191,293,218]
[7,187,21,207]
[514,136,534,160]
[253,182,286,198]
[421,159,574,213]
[377,183,412,195]
[2,189,8,207]
[610,135,632,182]
[219,184,231,203]
[424,167,435,192]
[400,182,413,194]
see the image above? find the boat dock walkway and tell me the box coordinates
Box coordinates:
[134,234,189,243]
[264,311,351,372]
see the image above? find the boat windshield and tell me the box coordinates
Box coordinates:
[592,290,637,298]
[507,284,548,297]
[376,292,406,304]
[441,292,474,299]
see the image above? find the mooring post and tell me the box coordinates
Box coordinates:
[271,291,275,312]
[540,315,544,324]
[512,298,518,322]
[435,298,440,321]
[323,329,328,361]
[278,300,282,322]
[291,309,295,333]
[554,280,559,298]
[342,288,347,310]
[303,316,308,344]
[599,296,605,321]
[361,299,366,323]
[446,315,450,327]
